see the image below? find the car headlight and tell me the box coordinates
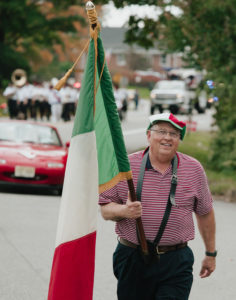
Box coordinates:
[177,94,185,99]
[47,162,64,168]
[0,159,6,164]
[150,92,156,99]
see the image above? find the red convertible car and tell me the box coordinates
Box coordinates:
[0,120,68,194]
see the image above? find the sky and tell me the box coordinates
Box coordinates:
[101,2,182,28]
[101,2,160,27]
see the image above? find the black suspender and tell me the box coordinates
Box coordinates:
[136,150,178,247]
[136,150,149,203]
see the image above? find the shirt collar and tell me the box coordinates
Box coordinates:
[142,147,153,170]
[143,147,179,171]
[146,153,153,170]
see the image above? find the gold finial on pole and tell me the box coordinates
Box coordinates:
[86,1,95,10]
[86,1,100,36]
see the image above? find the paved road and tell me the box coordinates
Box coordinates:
[0,192,235,300]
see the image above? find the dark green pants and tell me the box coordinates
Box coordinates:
[113,242,194,300]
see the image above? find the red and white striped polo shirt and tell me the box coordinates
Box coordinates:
[99,150,213,246]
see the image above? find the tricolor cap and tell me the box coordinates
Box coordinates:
[147,113,186,140]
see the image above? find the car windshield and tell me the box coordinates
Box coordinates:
[155,81,185,90]
[0,122,61,146]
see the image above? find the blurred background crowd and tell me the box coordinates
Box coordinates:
[2,73,80,123]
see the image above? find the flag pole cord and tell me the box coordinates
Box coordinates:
[54,3,106,92]
[54,40,90,91]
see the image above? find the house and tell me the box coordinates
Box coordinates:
[100,27,185,86]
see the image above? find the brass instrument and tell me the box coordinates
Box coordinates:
[11,69,27,87]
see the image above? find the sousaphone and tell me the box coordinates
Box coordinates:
[11,69,27,87]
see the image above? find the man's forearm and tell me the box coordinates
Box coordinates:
[100,202,126,221]
[100,198,142,221]
[196,209,216,252]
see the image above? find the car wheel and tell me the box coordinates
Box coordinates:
[206,102,212,109]
[158,105,163,113]
[150,105,155,115]
[169,105,179,114]
[195,102,205,114]
[198,108,205,114]
[52,188,62,196]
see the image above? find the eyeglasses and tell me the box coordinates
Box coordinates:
[149,129,180,139]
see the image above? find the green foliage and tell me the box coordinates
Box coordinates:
[124,16,159,49]
[34,59,72,82]
[0,46,30,88]
[0,1,86,87]
[209,78,236,171]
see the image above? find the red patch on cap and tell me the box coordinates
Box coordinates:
[169,113,186,128]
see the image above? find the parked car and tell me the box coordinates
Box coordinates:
[0,120,69,194]
[150,80,193,115]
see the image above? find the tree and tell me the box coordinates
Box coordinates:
[96,0,236,171]
[0,0,86,87]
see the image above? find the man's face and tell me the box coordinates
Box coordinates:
[147,121,181,159]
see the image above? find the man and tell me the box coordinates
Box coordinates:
[99,113,216,300]
[113,83,128,121]
[59,83,72,122]
[17,82,33,120]
[47,85,62,123]
[3,83,18,119]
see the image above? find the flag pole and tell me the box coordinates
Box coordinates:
[86,1,148,255]
[127,179,149,255]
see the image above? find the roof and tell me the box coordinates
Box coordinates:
[100,27,160,55]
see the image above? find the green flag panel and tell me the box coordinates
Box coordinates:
[72,40,95,137]
[95,37,132,188]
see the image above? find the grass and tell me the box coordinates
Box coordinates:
[206,170,236,196]
[127,85,150,100]
[178,131,212,167]
[178,131,236,196]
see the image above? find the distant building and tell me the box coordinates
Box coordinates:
[100,27,185,86]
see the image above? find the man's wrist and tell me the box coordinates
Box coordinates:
[205,250,217,257]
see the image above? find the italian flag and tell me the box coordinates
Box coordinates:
[47,37,132,299]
